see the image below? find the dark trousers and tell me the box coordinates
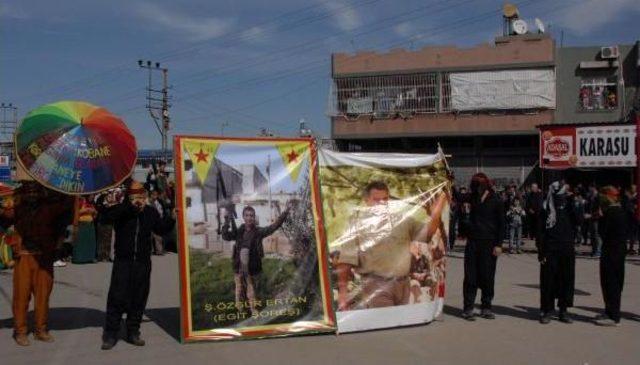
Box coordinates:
[463,240,497,311]
[540,247,575,313]
[588,220,602,255]
[448,215,458,250]
[104,260,152,338]
[600,244,626,322]
[528,214,539,240]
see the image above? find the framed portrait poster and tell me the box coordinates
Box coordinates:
[174,136,335,342]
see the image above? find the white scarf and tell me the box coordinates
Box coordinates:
[544,182,567,229]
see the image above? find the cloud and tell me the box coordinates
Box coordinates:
[322,1,362,31]
[393,22,414,37]
[240,26,269,43]
[555,0,640,35]
[133,2,235,41]
[0,3,29,20]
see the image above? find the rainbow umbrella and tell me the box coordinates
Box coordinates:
[15,101,137,195]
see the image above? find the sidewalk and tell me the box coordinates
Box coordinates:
[1,243,638,365]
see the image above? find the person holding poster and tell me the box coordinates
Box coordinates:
[334,180,447,310]
[537,181,577,324]
[462,173,504,321]
[100,180,175,350]
[222,204,290,314]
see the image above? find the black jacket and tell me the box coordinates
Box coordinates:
[467,192,505,245]
[101,201,175,262]
[526,191,544,214]
[600,204,630,245]
[222,211,287,275]
[538,195,577,258]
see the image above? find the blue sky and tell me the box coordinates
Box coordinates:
[1,0,639,149]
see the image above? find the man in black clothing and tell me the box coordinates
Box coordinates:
[462,173,505,321]
[100,180,175,350]
[538,182,577,324]
[222,204,289,314]
[526,183,544,241]
[596,187,630,326]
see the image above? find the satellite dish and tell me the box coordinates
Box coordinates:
[535,18,545,33]
[512,19,528,35]
[503,3,519,18]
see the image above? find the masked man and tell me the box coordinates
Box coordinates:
[100,180,175,350]
[462,173,505,321]
[5,182,74,346]
[538,182,577,324]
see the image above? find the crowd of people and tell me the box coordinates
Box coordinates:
[0,166,635,349]
[456,173,633,327]
[449,181,640,257]
[46,160,177,267]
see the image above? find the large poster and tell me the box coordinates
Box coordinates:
[318,149,451,333]
[540,124,636,169]
[174,136,335,342]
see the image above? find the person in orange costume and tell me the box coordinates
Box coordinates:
[1,181,74,346]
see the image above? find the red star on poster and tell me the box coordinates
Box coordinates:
[194,148,209,163]
[286,149,298,163]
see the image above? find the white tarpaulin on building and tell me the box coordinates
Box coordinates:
[450,69,556,111]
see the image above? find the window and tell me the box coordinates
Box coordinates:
[578,77,618,111]
[330,73,439,117]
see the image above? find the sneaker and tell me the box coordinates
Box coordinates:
[595,318,619,327]
[14,334,30,346]
[53,260,67,267]
[480,309,495,319]
[539,313,551,324]
[101,337,117,350]
[126,334,145,346]
[558,311,573,324]
[33,331,54,342]
[461,310,476,321]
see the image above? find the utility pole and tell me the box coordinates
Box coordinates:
[138,60,171,162]
[298,118,312,137]
[0,103,18,159]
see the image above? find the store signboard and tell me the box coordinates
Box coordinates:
[540,124,636,169]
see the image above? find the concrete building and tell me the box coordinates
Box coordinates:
[328,14,640,187]
[329,34,556,186]
[555,43,639,124]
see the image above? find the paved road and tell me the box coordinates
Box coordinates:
[1,242,638,365]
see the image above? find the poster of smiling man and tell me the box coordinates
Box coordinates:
[319,149,452,333]
[174,136,335,342]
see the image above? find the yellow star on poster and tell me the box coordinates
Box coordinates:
[276,142,308,183]
[184,140,220,184]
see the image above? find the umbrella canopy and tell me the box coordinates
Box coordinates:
[0,182,14,197]
[15,101,137,195]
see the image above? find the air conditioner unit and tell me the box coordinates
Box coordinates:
[601,46,619,59]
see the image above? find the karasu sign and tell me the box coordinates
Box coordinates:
[540,124,636,169]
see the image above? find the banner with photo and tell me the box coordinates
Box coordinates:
[318,149,452,333]
[174,136,335,342]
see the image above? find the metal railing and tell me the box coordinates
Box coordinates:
[328,72,441,117]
